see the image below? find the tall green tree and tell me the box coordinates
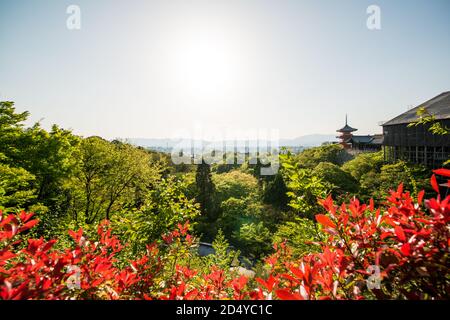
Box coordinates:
[0,163,36,210]
[72,137,161,223]
[0,101,29,161]
[17,124,80,203]
[195,161,216,220]
[262,172,289,209]
[0,102,79,214]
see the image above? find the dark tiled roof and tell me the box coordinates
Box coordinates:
[347,134,383,145]
[371,134,384,144]
[350,135,373,143]
[383,91,450,126]
[337,124,357,132]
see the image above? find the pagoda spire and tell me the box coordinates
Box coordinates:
[337,114,357,149]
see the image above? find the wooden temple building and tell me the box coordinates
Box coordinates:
[382,91,450,168]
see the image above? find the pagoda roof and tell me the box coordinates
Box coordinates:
[337,124,357,133]
[337,115,358,132]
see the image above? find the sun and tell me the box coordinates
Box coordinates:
[170,30,238,98]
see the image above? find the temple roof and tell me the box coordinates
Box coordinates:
[337,124,358,133]
[382,91,450,126]
[337,115,357,132]
[346,134,383,145]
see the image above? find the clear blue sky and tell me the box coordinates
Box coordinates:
[1,0,449,139]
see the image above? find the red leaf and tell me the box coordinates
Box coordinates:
[316,214,336,229]
[42,240,57,253]
[18,219,39,232]
[184,289,198,300]
[0,250,16,261]
[281,273,300,283]
[275,289,303,300]
[430,174,439,194]
[380,231,392,240]
[230,275,248,291]
[400,243,411,256]
[68,228,83,242]
[289,265,304,280]
[19,211,34,223]
[42,278,52,291]
[394,226,406,242]
[433,168,450,178]
[382,216,396,227]
[256,275,276,292]
[417,190,425,205]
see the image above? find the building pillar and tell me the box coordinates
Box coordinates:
[416,146,419,164]
[424,146,427,166]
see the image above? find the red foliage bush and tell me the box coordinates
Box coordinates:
[1,170,449,300]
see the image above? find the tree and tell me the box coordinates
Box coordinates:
[195,161,216,220]
[209,229,238,270]
[72,136,113,223]
[16,124,80,203]
[103,142,160,219]
[312,161,359,196]
[262,172,289,209]
[273,217,324,258]
[72,137,161,223]
[216,194,266,238]
[112,177,200,255]
[0,101,29,161]
[360,161,429,200]
[280,153,329,219]
[0,163,36,210]
[295,144,349,168]
[342,151,384,181]
[213,170,258,204]
[217,197,249,237]
[0,102,80,214]
[232,222,272,259]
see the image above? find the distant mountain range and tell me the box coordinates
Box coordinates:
[279,134,337,147]
[126,134,337,150]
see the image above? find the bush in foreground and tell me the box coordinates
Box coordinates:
[1,170,449,300]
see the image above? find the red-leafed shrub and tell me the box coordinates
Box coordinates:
[1,170,449,300]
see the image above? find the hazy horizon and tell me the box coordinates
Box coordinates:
[1,0,449,140]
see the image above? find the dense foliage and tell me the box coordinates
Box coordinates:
[1,100,449,300]
[1,170,448,299]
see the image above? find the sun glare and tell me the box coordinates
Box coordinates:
[170,30,239,98]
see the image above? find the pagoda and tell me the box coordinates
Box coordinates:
[336,115,357,149]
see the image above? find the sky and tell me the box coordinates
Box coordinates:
[0,0,449,140]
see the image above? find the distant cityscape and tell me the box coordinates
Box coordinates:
[127,91,450,169]
[127,134,337,154]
